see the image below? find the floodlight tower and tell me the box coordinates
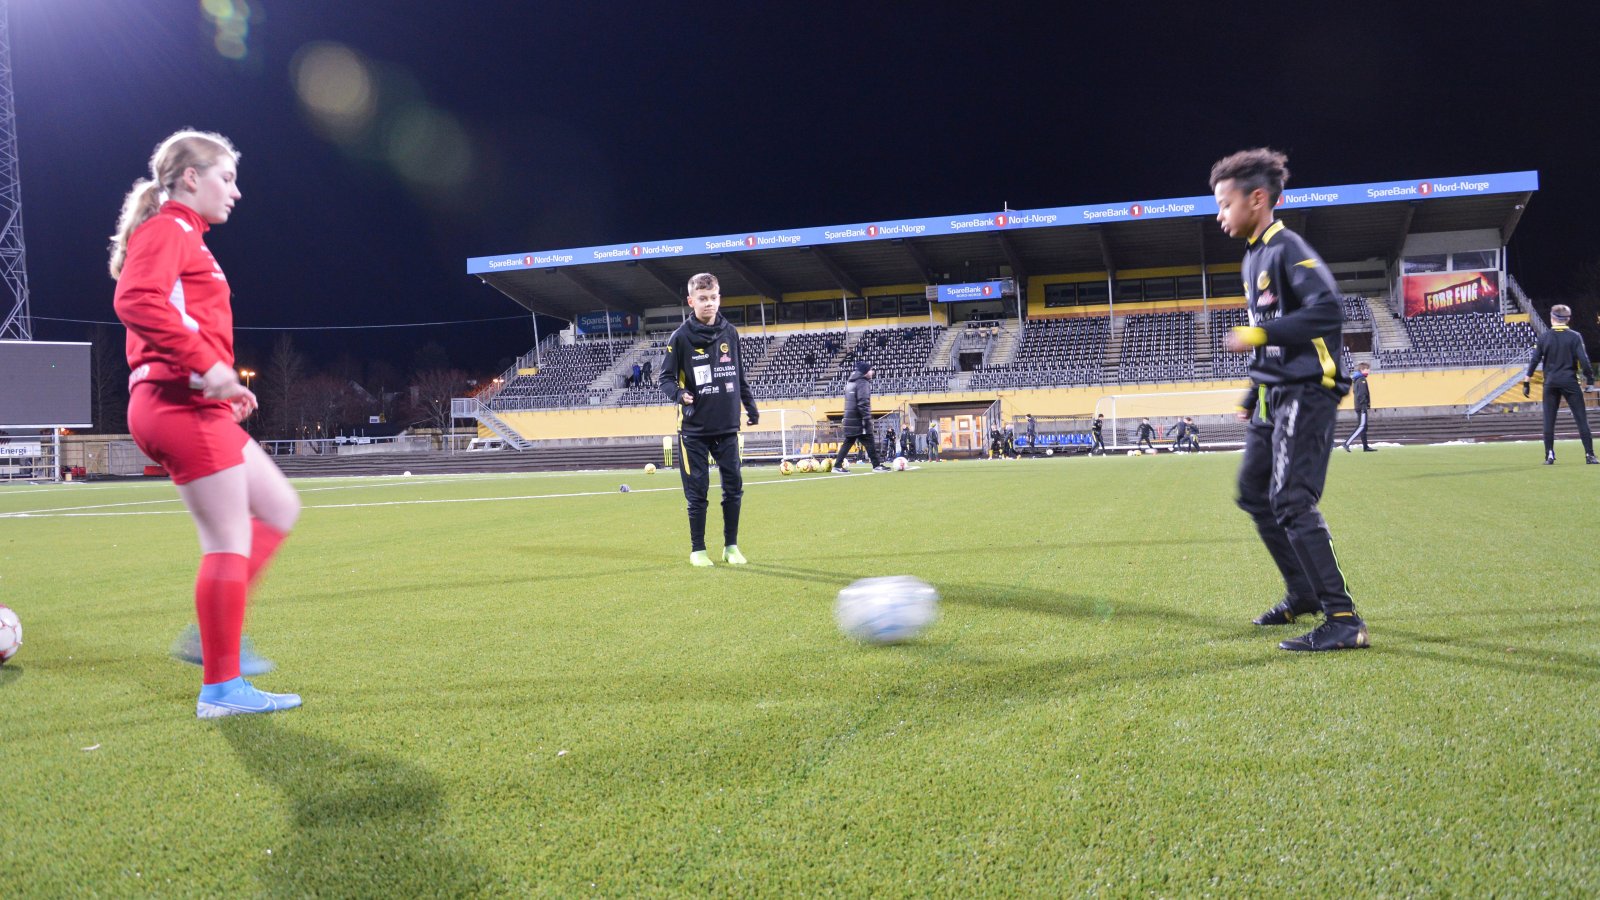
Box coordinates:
[0,0,31,340]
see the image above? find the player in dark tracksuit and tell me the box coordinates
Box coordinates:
[1214,148,1368,651]
[1136,418,1156,453]
[1342,362,1375,452]
[1089,414,1105,455]
[659,273,759,566]
[1521,303,1597,465]
[833,361,886,472]
[1166,418,1190,452]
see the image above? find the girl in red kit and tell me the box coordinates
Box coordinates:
[110,130,302,718]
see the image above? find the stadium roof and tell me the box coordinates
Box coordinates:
[469,171,1537,320]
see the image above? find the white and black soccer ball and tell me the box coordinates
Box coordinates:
[1045,448,1054,457]
[893,456,908,471]
[0,604,21,664]
[835,576,939,644]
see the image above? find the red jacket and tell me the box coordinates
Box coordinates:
[113,201,233,382]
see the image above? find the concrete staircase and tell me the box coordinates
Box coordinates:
[1365,296,1411,352]
[1192,311,1214,379]
[986,321,1022,367]
[927,327,961,371]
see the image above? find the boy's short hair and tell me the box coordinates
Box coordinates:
[1551,303,1572,322]
[1359,362,1371,371]
[1209,148,1291,203]
[687,273,719,295]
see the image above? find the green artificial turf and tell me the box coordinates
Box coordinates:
[1,441,1596,896]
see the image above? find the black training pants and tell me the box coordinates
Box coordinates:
[1236,383,1355,616]
[1542,382,1595,455]
[679,431,743,552]
[1342,410,1370,450]
[833,434,882,468]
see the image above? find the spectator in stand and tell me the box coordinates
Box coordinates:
[641,359,652,387]
[631,362,642,388]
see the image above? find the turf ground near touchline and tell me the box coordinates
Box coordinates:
[1,440,1596,896]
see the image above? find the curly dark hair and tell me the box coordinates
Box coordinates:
[1209,148,1290,202]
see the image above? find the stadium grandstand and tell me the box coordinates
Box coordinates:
[451,169,1578,461]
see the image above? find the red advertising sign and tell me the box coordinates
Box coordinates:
[1402,271,1500,318]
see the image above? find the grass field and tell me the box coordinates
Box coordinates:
[2,440,1597,896]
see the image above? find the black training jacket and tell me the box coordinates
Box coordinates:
[840,371,873,436]
[1352,376,1371,411]
[658,314,758,436]
[1238,220,1351,414]
[1525,325,1595,387]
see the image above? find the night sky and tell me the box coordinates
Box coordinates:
[13,0,1600,377]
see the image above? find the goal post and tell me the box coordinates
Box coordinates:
[1093,388,1243,449]
[738,407,819,461]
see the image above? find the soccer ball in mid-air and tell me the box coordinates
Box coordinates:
[892,456,908,471]
[779,460,795,476]
[644,463,657,474]
[835,576,939,644]
[798,457,816,473]
[0,605,21,664]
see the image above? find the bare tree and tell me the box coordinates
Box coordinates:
[264,333,307,437]
[86,325,128,433]
[300,374,358,437]
[409,368,468,432]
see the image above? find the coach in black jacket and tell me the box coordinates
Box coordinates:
[1522,303,1597,465]
[832,361,886,472]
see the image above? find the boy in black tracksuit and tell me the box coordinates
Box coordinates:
[1521,303,1597,465]
[1089,414,1105,455]
[1136,418,1156,453]
[1213,148,1368,652]
[1342,363,1375,452]
[659,273,759,566]
[1166,418,1190,452]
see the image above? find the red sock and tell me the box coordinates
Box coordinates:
[247,519,288,588]
[196,553,249,684]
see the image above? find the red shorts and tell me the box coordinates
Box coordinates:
[127,380,249,485]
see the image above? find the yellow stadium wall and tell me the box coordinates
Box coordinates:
[487,366,1525,441]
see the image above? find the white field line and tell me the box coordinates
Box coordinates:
[0,470,870,519]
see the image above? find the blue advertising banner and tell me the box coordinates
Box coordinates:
[936,281,1008,303]
[468,171,1539,275]
[574,311,639,334]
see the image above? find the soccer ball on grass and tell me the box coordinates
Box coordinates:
[779,460,795,476]
[0,604,21,664]
[644,463,656,474]
[893,456,908,471]
[835,576,938,644]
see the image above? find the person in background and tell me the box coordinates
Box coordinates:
[1342,362,1375,452]
[832,361,888,473]
[1522,303,1596,465]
